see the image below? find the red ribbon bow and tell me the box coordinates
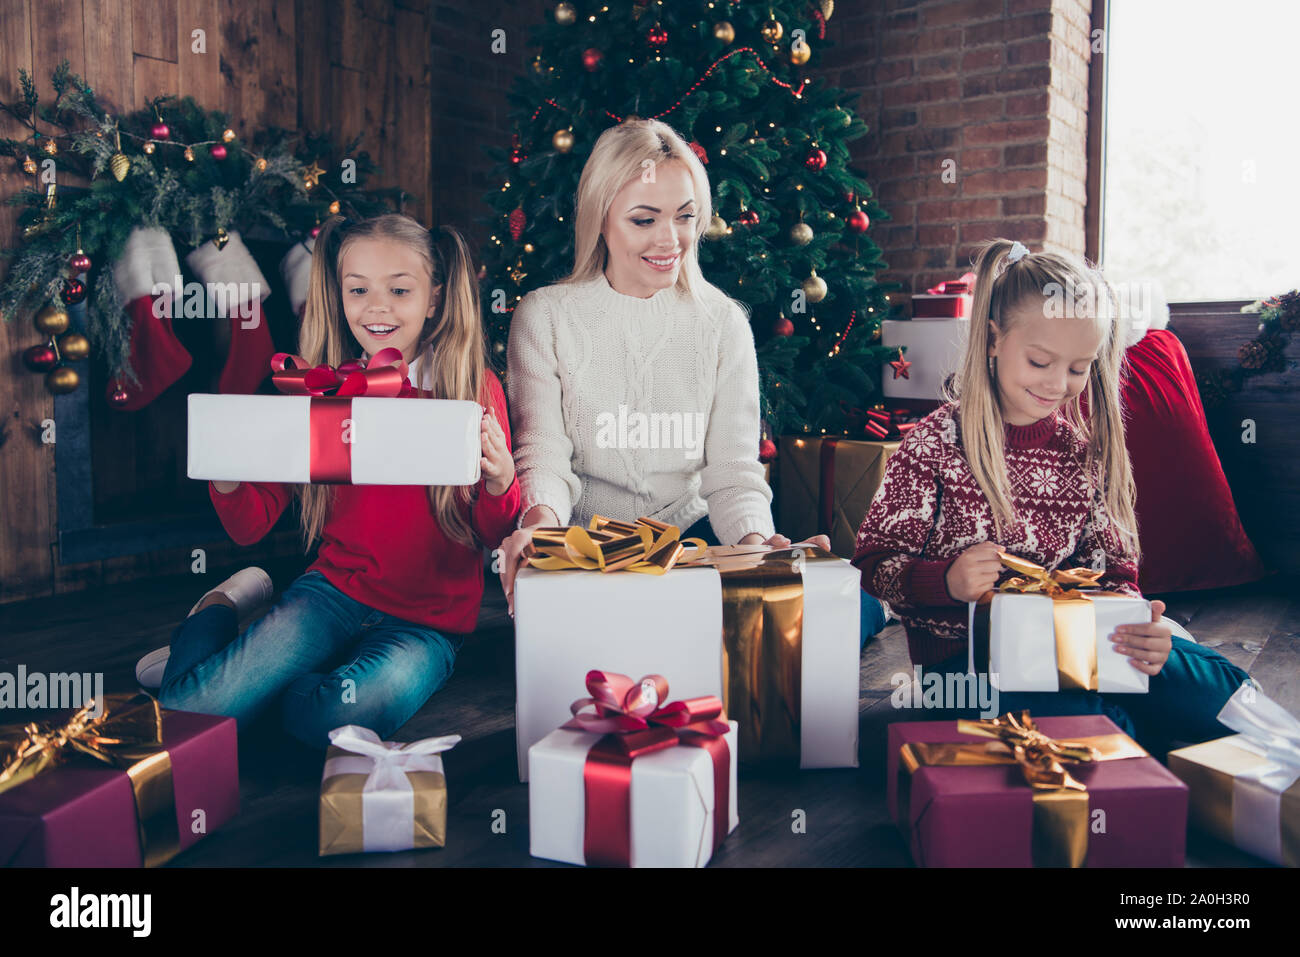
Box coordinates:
[924,271,976,296]
[563,670,732,866]
[270,346,417,398]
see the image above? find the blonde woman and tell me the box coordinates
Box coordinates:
[137,215,520,748]
[853,239,1250,755]
[497,120,844,608]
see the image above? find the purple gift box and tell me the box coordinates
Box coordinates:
[0,709,239,867]
[886,715,1188,867]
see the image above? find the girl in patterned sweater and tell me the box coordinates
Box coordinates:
[853,239,1249,754]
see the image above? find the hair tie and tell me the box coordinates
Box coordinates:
[1007,241,1029,263]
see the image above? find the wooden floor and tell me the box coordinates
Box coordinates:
[1,557,1296,868]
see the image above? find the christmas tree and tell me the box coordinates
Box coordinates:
[479,0,898,439]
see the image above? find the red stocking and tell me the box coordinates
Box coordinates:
[186,230,276,395]
[108,227,192,411]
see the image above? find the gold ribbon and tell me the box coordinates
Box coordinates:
[0,693,181,867]
[527,516,709,574]
[972,551,1128,691]
[899,711,1148,867]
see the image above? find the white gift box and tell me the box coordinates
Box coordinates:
[513,556,860,781]
[882,317,969,400]
[967,593,1151,693]
[187,393,482,485]
[528,720,740,867]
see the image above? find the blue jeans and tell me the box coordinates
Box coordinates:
[921,635,1251,759]
[159,570,462,749]
[681,515,889,649]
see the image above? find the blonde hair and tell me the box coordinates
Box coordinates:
[945,239,1139,558]
[560,118,738,314]
[296,213,489,550]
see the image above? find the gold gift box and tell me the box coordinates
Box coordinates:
[318,744,449,857]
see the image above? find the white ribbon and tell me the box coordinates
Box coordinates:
[1214,683,1300,864]
[323,725,461,853]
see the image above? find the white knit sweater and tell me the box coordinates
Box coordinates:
[506,272,775,545]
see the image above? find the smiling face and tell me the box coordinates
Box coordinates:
[601,159,698,299]
[988,304,1106,426]
[338,237,439,363]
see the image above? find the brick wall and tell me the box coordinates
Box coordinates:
[822,0,1095,301]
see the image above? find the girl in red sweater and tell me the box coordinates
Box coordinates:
[853,239,1249,755]
[139,214,520,748]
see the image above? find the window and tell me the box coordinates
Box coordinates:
[1100,0,1300,301]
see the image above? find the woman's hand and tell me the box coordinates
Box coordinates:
[944,541,1005,602]
[480,411,515,496]
[1110,599,1173,675]
[497,505,558,617]
[738,532,831,551]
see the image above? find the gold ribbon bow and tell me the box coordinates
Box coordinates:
[973,550,1127,691]
[527,516,709,574]
[0,693,181,867]
[900,710,1148,867]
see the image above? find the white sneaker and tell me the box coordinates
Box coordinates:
[135,647,171,689]
[187,566,274,618]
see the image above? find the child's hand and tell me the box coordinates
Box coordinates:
[945,541,1004,602]
[1109,599,1172,675]
[480,411,515,496]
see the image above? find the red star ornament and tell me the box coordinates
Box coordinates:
[889,349,912,380]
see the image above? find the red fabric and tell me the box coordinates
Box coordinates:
[110,295,192,410]
[218,298,275,395]
[207,372,521,633]
[1119,329,1266,593]
[852,403,1140,667]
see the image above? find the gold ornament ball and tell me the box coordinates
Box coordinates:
[713,21,735,44]
[704,214,729,240]
[328,200,341,214]
[802,270,828,303]
[554,2,576,25]
[254,157,267,171]
[42,139,58,155]
[821,0,835,20]
[22,156,37,174]
[110,152,130,181]
[761,18,784,43]
[45,366,79,394]
[790,222,814,246]
[552,128,574,153]
[524,243,535,253]
[57,332,90,361]
[143,141,156,154]
[34,304,71,336]
[222,128,236,143]
[790,40,811,66]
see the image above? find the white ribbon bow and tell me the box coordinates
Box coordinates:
[1214,682,1300,864]
[1006,241,1030,263]
[324,725,461,852]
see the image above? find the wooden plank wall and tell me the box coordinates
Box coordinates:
[0,0,435,602]
[1169,304,1300,576]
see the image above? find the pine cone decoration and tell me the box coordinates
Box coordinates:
[1238,338,1269,370]
[1196,370,1230,409]
[508,206,526,242]
[109,152,130,182]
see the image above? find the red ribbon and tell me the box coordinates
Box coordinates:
[268,347,416,483]
[563,670,731,867]
[923,271,976,296]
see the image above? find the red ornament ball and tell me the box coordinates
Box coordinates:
[210,144,227,160]
[69,251,92,273]
[61,279,86,305]
[22,343,59,372]
[759,439,777,463]
[805,148,828,171]
[738,209,760,227]
[774,316,794,337]
[846,209,870,233]
[108,385,130,408]
[582,48,603,71]
[151,121,170,140]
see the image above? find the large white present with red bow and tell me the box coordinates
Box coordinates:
[187,347,481,485]
[528,670,739,868]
